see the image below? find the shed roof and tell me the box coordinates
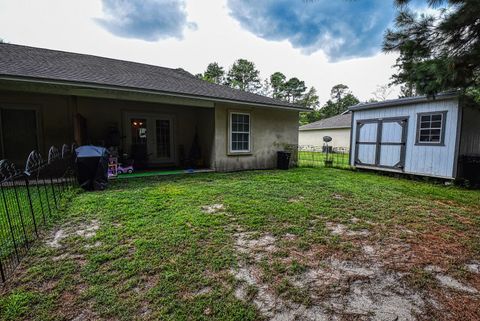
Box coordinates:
[349,91,458,111]
[0,43,308,111]
[299,113,352,131]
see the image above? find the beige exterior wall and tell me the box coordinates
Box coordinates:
[299,128,351,149]
[213,103,299,172]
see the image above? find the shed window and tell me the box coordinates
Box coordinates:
[229,112,250,153]
[416,112,446,145]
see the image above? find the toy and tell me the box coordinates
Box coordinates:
[108,157,118,178]
[117,163,134,174]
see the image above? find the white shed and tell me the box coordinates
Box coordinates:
[349,92,480,180]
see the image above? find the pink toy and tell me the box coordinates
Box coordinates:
[117,164,134,174]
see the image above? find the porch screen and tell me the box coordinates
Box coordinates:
[1,108,38,165]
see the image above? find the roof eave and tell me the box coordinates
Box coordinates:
[349,91,459,111]
[0,75,311,112]
[299,126,351,131]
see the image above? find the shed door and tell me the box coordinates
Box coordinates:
[355,118,408,170]
[356,122,378,166]
[379,119,407,168]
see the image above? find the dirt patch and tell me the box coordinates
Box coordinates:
[326,222,370,237]
[201,204,225,214]
[84,241,102,249]
[52,253,85,262]
[287,196,304,203]
[332,193,344,200]
[46,229,66,248]
[465,261,480,274]
[234,232,277,257]
[424,265,478,294]
[75,220,100,238]
[45,220,100,249]
[231,232,429,320]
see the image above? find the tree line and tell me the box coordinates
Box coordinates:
[196,59,360,125]
[384,0,479,104]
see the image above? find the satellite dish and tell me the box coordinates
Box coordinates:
[323,136,332,143]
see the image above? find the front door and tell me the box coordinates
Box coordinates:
[126,113,174,165]
[355,117,408,170]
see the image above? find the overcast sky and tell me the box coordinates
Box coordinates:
[0,0,425,103]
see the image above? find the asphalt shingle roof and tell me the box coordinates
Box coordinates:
[299,113,352,130]
[0,44,306,110]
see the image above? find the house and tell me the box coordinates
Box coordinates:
[349,92,480,180]
[0,44,309,171]
[299,113,351,150]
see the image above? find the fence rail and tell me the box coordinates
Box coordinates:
[0,143,77,285]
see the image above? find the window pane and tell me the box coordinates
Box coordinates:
[430,129,441,136]
[420,135,430,142]
[431,121,441,128]
[431,135,440,142]
[431,114,442,121]
[421,115,431,122]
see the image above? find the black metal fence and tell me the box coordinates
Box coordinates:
[287,145,351,169]
[0,143,77,284]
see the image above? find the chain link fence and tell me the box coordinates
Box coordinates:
[285,145,351,169]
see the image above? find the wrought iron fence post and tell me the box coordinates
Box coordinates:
[0,181,20,263]
[12,178,30,249]
[0,258,5,283]
[24,177,38,237]
[35,175,46,225]
[43,177,52,216]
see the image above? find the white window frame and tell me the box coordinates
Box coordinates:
[415,111,447,146]
[229,112,251,154]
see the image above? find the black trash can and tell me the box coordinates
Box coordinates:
[460,155,480,185]
[277,151,291,170]
[75,146,109,191]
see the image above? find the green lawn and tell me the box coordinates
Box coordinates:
[1,168,479,320]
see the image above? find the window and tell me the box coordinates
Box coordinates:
[416,112,446,145]
[155,119,171,158]
[229,112,250,153]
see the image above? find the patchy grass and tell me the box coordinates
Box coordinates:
[1,167,479,320]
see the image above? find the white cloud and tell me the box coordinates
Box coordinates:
[0,0,400,103]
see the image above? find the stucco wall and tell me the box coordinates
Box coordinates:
[213,103,299,172]
[299,128,351,149]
